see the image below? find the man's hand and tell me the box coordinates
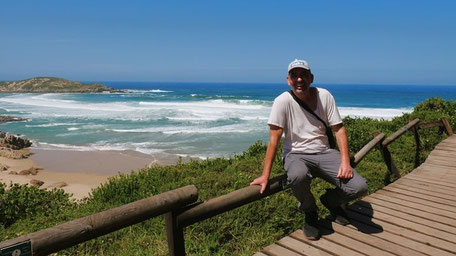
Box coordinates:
[250,175,269,194]
[337,162,354,179]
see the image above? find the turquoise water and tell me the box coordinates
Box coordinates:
[0,82,455,158]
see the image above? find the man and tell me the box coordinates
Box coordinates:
[250,59,368,240]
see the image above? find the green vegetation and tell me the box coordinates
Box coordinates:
[0,98,455,255]
[0,77,114,92]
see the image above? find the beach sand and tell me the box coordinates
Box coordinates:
[0,148,177,200]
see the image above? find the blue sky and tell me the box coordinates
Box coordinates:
[1,1,455,85]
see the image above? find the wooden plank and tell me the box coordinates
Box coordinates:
[407,171,456,183]
[394,178,455,196]
[425,158,456,168]
[426,157,456,166]
[375,190,456,214]
[442,134,456,141]
[413,166,456,177]
[417,164,456,174]
[355,201,456,235]
[289,230,365,256]
[351,202,456,241]
[361,196,456,228]
[434,145,456,152]
[347,210,456,256]
[347,218,454,256]
[428,151,456,158]
[369,193,456,218]
[389,183,456,203]
[436,140,456,146]
[318,226,396,256]
[414,164,456,174]
[401,178,455,194]
[430,148,456,155]
[429,151,456,159]
[402,175,456,189]
[408,172,456,183]
[328,222,426,256]
[382,186,456,207]
[276,236,332,256]
[262,243,304,256]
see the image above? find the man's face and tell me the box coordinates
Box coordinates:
[287,68,313,94]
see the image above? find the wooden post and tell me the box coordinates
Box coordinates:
[373,131,401,180]
[165,211,186,256]
[441,117,454,136]
[411,124,421,168]
[380,145,401,179]
[0,185,198,256]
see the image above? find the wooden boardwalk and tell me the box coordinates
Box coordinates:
[255,135,456,256]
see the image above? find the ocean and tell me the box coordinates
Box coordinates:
[0,82,455,159]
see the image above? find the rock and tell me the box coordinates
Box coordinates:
[30,179,44,187]
[0,132,32,150]
[0,148,31,159]
[8,171,17,175]
[47,181,68,188]
[0,163,9,171]
[0,116,28,123]
[18,167,41,175]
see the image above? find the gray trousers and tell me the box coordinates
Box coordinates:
[284,149,368,212]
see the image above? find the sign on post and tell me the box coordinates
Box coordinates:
[0,240,32,256]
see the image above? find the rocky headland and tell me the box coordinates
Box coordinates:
[0,77,120,93]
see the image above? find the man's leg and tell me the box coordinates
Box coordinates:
[284,153,317,212]
[316,149,368,223]
[284,153,320,240]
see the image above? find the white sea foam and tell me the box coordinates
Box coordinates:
[67,127,80,131]
[123,89,172,93]
[25,123,80,128]
[339,107,413,120]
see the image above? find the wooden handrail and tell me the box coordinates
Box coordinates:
[418,117,454,136]
[351,133,385,167]
[177,174,286,228]
[382,118,420,147]
[0,185,198,256]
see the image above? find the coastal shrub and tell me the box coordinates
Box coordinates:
[0,183,73,228]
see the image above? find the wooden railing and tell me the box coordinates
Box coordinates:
[0,117,453,256]
[0,185,198,256]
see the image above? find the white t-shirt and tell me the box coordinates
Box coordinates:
[268,87,342,156]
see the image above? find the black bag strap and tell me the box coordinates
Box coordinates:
[288,90,337,148]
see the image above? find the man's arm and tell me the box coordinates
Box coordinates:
[332,123,353,179]
[250,125,283,194]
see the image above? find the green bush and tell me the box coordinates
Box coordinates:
[0,183,73,228]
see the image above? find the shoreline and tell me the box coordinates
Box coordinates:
[0,147,193,200]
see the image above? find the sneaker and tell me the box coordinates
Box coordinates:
[303,210,320,240]
[320,192,350,226]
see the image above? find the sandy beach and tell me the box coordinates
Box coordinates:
[0,148,174,200]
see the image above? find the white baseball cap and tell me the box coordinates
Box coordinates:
[288,59,310,72]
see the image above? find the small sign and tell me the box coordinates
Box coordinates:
[0,240,32,256]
